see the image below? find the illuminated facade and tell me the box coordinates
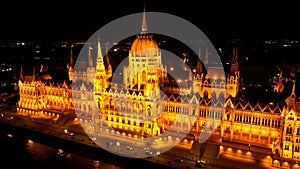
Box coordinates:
[16,8,300,166]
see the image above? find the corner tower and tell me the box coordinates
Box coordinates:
[94,38,112,93]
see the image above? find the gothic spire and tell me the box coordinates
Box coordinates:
[198,47,201,60]
[232,47,238,63]
[105,43,112,69]
[230,46,239,76]
[32,66,36,82]
[20,66,24,82]
[96,37,105,71]
[285,80,297,111]
[204,48,209,65]
[197,47,203,74]
[69,44,75,68]
[292,80,296,97]
[197,59,203,74]
[88,43,93,68]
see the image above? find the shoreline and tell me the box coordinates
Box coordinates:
[0,106,279,169]
[0,115,176,169]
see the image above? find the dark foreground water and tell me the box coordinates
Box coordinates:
[0,122,172,169]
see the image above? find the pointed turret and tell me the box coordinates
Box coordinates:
[204,48,209,65]
[198,47,202,60]
[105,44,111,67]
[68,44,75,81]
[69,45,75,68]
[290,80,296,100]
[274,69,284,93]
[196,59,203,75]
[285,80,297,111]
[232,47,238,61]
[188,69,193,81]
[105,44,112,75]
[88,43,93,68]
[96,37,105,72]
[20,66,24,82]
[230,46,239,76]
[32,66,36,82]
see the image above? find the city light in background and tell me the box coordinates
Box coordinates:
[0,1,300,169]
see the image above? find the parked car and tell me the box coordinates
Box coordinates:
[174,157,184,163]
[195,160,205,168]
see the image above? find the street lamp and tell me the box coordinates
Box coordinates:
[248,144,251,151]
[157,151,160,162]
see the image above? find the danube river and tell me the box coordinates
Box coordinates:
[0,122,174,169]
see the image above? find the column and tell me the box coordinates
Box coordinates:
[230,126,233,142]
[259,117,262,142]
[240,115,244,139]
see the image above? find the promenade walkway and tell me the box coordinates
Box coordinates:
[0,105,285,169]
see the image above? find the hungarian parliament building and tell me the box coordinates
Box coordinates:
[16,10,300,166]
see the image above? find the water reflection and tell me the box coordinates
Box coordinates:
[0,125,168,169]
[0,128,123,169]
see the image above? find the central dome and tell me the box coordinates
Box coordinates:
[129,33,159,56]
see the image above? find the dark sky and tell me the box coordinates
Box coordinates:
[1,0,300,42]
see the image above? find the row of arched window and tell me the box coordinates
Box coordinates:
[20,86,72,98]
[286,125,300,135]
[232,114,281,127]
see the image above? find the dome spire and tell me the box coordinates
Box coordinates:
[141,3,148,34]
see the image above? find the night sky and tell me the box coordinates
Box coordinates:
[1,0,300,42]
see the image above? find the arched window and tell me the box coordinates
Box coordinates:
[192,109,196,116]
[147,105,151,116]
[286,125,293,134]
[297,127,300,135]
[256,118,260,125]
[226,113,230,121]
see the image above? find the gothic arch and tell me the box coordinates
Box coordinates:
[286,124,293,134]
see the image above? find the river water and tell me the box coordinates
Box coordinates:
[0,122,172,169]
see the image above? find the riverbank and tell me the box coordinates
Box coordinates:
[0,110,177,169]
[0,105,280,169]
